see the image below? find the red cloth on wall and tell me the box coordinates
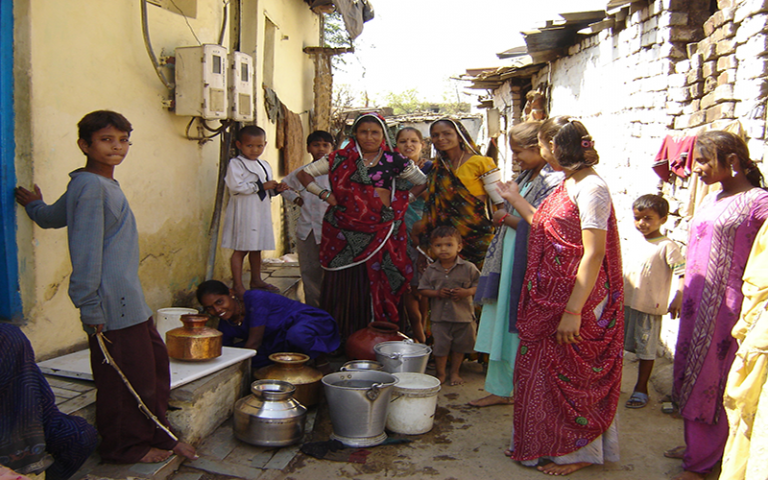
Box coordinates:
[653,135,697,181]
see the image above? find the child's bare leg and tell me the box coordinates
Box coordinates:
[634,359,654,394]
[248,251,279,292]
[435,355,448,384]
[626,359,654,408]
[404,290,426,342]
[230,250,248,296]
[448,351,465,386]
[419,295,429,337]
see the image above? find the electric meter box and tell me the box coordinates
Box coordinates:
[228,52,254,122]
[174,44,228,120]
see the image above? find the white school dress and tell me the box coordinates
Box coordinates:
[221,155,276,251]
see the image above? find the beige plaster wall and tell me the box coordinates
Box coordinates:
[14,0,319,359]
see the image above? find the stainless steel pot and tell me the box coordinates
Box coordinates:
[340,360,384,372]
[233,380,307,447]
[321,371,398,447]
[374,340,432,373]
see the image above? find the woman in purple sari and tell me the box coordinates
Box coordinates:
[668,131,768,480]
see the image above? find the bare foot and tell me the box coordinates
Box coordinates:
[671,471,706,480]
[436,373,447,384]
[449,375,465,386]
[503,449,513,457]
[537,461,591,476]
[469,394,513,407]
[138,447,172,463]
[172,441,199,461]
[664,445,686,459]
[251,282,280,293]
[233,284,247,298]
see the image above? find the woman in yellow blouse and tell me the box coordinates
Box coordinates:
[421,118,496,268]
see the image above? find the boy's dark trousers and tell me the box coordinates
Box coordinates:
[88,319,177,463]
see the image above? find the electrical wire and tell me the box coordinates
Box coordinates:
[140,0,174,90]
[169,0,202,45]
[185,117,232,141]
[218,0,230,46]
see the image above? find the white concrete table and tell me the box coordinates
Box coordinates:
[38,346,256,390]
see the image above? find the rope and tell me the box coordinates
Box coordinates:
[95,332,178,442]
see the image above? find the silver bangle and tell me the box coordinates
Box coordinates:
[305,181,324,196]
[303,158,330,177]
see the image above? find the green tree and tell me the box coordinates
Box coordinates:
[382,89,429,115]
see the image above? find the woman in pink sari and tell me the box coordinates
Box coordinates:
[666,131,768,480]
[499,116,623,475]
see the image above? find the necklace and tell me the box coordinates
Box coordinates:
[229,296,245,326]
[452,151,467,170]
[363,149,383,167]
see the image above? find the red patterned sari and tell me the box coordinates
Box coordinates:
[319,140,412,335]
[512,183,624,461]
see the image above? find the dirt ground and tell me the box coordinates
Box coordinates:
[174,354,715,480]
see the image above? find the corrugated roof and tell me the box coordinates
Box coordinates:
[461,1,649,91]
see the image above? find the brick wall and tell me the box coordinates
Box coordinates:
[491,0,768,358]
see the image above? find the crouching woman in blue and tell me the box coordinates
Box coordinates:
[196,280,340,368]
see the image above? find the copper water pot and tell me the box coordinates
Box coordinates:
[166,314,222,361]
[255,353,323,407]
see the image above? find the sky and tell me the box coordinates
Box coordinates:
[333,0,607,106]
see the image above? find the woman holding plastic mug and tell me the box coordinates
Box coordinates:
[417,118,499,268]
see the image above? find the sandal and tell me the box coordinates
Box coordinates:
[625,391,649,409]
[664,445,686,459]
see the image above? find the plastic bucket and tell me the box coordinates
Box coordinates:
[155,307,198,343]
[322,371,398,447]
[387,373,441,434]
[374,340,432,373]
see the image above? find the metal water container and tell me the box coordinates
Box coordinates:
[233,380,307,447]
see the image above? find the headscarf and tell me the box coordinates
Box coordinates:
[350,112,394,151]
[431,117,480,156]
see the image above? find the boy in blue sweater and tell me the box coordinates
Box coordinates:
[15,111,196,464]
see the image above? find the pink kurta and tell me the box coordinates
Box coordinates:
[673,188,768,424]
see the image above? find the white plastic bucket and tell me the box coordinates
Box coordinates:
[155,307,198,343]
[386,372,441,435]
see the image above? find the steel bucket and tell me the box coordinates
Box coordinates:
[321,371,398,447]
[374,340,432,373]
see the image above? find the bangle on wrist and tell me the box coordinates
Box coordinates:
[564,308,581,316]
[498,213,511,226]
[305,181,323,196]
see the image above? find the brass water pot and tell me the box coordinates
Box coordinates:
[255,353,323,407]
[166,314,222,361]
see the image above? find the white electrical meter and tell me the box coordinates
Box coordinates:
[228,52,254,122]
[174,44,228,120]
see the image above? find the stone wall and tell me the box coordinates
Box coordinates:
[490,0,768,358]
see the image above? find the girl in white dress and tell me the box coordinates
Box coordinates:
[221,126,287,295]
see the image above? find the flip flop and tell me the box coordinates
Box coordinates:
[664,445,686,459]
[625,391,648,409]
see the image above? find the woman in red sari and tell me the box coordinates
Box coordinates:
[499,116,623,476]
[297,113,427,340]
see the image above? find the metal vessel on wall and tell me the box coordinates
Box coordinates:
[165,314,222,360]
